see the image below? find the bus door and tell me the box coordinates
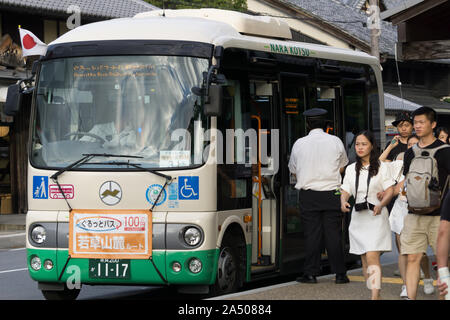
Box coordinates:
[278,74,346,274]
[341,79,368,162]
[278,73,309,273]
[248,79,279,271]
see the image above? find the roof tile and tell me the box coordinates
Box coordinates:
[0,0,158,18]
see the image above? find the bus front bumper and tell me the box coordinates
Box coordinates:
[27,248,219,286]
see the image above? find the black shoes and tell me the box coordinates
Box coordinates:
[296,273,349,284]
[335,273,350,284]
[296,274,317,284]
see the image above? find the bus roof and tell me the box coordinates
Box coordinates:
[49,8,379,67]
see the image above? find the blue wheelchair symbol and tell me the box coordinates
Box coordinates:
[178,176,199,200]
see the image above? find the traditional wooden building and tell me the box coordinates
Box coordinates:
[381,0,450,129]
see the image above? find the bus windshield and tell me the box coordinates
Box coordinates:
[31,55,209,169]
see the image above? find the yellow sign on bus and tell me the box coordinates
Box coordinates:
[69,209,152,259]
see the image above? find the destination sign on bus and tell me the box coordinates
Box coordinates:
[72,63,157,79]
[69,209,152,259]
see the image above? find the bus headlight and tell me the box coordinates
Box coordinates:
[31,225,47,245]
[44,259,54,271]
[172,262,182,273]
[188,258,202,274]
[183,227,202,246]
[30,256,41,271]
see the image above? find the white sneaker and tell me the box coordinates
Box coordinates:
[423,278,435,295]
[400,285,408,298]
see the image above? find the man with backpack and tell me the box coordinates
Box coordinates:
[401,106,450,300]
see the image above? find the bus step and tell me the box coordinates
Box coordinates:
[256,255,271,266]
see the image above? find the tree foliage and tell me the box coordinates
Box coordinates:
[144,0,247,12]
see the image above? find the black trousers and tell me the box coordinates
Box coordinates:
[299,190,347,276]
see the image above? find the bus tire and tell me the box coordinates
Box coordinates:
[41,285,81,300]
[211,230,245,296]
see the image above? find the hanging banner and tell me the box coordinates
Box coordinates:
[69,209,152,259]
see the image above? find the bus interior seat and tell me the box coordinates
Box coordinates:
[78,103,94,132]
[42,102,71,142]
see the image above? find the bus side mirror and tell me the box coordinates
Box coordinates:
[204,85,222,117]
[4,83,23,116]
[4,82,33,116]
[31,60,39,75]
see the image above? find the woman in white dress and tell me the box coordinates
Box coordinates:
[340,131,394,300]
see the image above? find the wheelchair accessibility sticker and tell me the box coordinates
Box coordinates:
[33,176,48,199]
[178,176,199,200]
[145,184,167,206]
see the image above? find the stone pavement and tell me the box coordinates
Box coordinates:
[212,261,441,300]
[0,214,26,249]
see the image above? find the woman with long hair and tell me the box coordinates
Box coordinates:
[340,131,394,300]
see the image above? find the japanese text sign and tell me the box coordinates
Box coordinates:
[69,210,152,259]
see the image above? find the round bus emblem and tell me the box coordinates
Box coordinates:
[145,184,167,206]
[99,181,122,206]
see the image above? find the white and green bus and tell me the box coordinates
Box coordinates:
[9,9,385,299]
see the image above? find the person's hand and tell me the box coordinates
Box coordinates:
[341,202,351,213]
[437,277,448,298]
[377,191,385,201]
[373,205,382,216]
[389,135,399,148]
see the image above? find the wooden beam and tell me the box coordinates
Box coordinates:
[390,0,447,25]
[260,0,371,53]
[399,40,450,60]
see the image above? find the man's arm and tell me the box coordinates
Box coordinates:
[373,186,394,216]
[340,189,351,213]
[288,143,298,174]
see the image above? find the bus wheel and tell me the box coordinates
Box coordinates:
[212,235,243,296]
[41,285,80,300]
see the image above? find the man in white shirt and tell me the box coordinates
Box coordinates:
[288,108,349,284]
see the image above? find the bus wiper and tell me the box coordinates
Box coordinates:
[109,161,172,212]
[50,153,143,211]
[107,161,172,181]
[50,153,143,181]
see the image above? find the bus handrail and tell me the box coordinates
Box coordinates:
[251,114,262,262]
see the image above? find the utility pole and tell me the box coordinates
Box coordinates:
[368,0,380,61]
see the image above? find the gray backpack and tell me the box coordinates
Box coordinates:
[406,144,450,215]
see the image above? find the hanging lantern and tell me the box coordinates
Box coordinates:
[0,126,9,137]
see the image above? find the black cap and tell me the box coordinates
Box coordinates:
[392,111,412,127]
[303,108,327,118]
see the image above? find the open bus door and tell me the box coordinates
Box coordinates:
[278,73,308,274]
[278,73,349,274]
[248,80,280,274]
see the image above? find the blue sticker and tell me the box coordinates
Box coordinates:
[145,184,167,206]
[33,176,48,199]
[178,176,199,200]
[168,182,178,200]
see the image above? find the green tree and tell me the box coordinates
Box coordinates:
[144,0,247,12]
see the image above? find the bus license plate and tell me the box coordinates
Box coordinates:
[89,259,131,280]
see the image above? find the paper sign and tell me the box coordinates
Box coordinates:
[69,209,152,259]
[160,150,190,167]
